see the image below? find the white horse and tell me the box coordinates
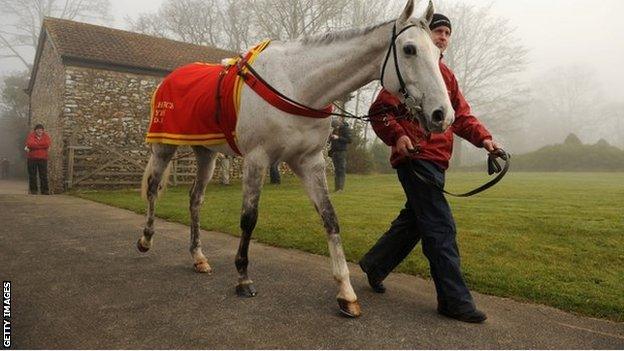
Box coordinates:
[137,0,453,317]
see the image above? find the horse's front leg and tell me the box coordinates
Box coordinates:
[235,154,267,297]
[290,154,361,318]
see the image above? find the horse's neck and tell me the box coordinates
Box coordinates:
[258,23,392,108]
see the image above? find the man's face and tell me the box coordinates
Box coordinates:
[430,26,451,53]
[35,128,44,137]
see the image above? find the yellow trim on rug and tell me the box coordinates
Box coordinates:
[145,138,228,146]
[234,39,272,115]
[146,132,228,139]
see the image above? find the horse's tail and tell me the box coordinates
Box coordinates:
[141,151,173,201]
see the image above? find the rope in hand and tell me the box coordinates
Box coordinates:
[407,148,511,197]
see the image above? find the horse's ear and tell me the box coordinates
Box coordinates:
[424,0,435,24]
[398,0,415,24]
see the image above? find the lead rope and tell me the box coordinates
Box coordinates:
[408,149,511,197]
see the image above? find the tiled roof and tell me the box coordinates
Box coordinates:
[43,17,237,73]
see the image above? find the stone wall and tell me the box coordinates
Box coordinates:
[62,66,160,187]
[63,66,159,149]
[29,35,67,193]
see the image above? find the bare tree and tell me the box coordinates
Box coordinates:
[0,70,29,120]
[246,0,351,40]
[524,65,621,148]
[127,0,400,50]
[440,3,527,100]
[535,66,602,131]
[0,70,30,175]
[220,0,253,52]
[248,0,404,39]
[128,0,262,52]
[0,0,112,70]
[128,0,225,47]
[609,107,624,149]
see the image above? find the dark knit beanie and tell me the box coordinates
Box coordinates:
[430,13,452,33]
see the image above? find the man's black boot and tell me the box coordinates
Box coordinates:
[438,307,487,323]
[367,274,386,293]
[359,262,386,293]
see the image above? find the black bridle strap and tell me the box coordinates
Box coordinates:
[408,150,511,197]
[380,23,418,97]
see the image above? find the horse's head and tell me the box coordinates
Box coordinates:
[381,0,454,134]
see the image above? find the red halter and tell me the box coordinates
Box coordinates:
[236,58,333,119]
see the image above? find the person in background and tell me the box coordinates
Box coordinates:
[269,162,281,184]
[1,158,9,179]
[328,118,352,192]
[25,124,51,195]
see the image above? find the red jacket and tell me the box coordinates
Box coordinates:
[370,60,492,170]
[26,132,51,160]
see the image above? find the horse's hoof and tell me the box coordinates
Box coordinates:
[193,260,212,274]
[337,298,361,318]
[236,283,257,298]
[136,238,150,253]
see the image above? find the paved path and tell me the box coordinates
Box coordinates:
[0,179,27,195]
[0,192,623,349]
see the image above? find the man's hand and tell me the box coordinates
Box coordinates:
[396,135,415,157]
[24,146,29,152]
[482,139,502,154]
[331,134,339,140]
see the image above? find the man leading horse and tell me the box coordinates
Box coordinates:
[360,13,502,323]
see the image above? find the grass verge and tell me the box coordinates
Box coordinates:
[73,172,624,321]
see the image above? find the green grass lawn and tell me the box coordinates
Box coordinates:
[73,172,624,321]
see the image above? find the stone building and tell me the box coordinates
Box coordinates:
[26,18,238,193]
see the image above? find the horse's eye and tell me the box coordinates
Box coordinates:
[403,44,417,56]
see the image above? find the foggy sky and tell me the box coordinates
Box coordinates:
[460,0,624,102]
[106,0,624,102]
[0,0,622,103]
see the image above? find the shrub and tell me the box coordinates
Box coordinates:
[511,136,624,171]
[346,122,374,174]
[370,138,394,173]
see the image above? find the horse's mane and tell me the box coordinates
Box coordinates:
[298,19,394,46]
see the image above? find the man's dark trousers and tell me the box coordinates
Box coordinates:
[27,159,49,194]
[359,159,475,313]
[332,150,347,191]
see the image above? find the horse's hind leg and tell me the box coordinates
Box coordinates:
[189,146,217,273]
[235,153,268,297]
[289,154,361,317]
[137,143,177,252]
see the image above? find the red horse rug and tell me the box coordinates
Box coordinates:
[145,40,271,154]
